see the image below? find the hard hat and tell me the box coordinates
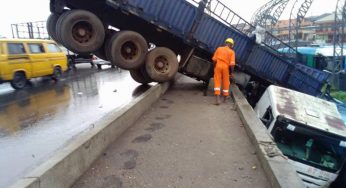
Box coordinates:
[225,38,234,45]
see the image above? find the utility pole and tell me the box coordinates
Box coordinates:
[333,0,346,89]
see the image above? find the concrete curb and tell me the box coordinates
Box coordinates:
[230,86,305,188]
[11,82,171,188]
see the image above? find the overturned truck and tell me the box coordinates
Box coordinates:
[48,0,330,96]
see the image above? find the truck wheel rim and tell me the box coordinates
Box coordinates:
[154,56,169,73]
[72,21,93,43]
[121,41,138,60]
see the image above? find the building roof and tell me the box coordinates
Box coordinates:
[306,13,333,22]
[314,13,340,23]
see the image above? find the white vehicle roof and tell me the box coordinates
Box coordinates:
[267,85,346,137]
[315,46,345,57]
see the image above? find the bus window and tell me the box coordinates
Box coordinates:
[8,43,26,54]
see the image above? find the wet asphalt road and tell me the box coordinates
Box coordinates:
[73,76,270,188]
[0,64,155,187]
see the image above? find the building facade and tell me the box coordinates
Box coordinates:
[271,13,340,46]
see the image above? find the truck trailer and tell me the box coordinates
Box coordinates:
[48,0,330,96]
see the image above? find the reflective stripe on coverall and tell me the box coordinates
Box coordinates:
[212,46,235,96]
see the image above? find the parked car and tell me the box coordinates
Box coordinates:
[59,46,93,70]
[0,39,67,89]
[92,55,115,70]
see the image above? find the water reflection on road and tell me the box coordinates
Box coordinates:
[0,66,155,187]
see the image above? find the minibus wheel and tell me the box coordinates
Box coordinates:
[52,67,62,81]
[11,72,27,90]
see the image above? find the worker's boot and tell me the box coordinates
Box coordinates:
[224,96,230,103]
[215,95,221,105]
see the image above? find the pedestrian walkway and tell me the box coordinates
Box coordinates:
[73,76,270,188]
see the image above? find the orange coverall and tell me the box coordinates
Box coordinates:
[212,46,235,96]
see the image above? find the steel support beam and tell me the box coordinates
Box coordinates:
[251,0,281,27]
[289,0,314,51]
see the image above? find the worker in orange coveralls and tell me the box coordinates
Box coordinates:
[212,38,236,105]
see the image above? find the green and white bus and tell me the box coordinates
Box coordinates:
[255,85,346,187]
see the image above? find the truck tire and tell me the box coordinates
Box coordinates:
[47,13,60,43]
[56,11,74,46]
[145,47,179,82]
[93,30,116,61]
[107,31,148,70]
[130,67,152,84]
[11,72,27,90]
[57,10,105,54]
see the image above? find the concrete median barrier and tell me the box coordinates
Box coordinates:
[11,81,172,188]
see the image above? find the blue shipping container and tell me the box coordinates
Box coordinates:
[193,15,254,64]
[287,68,325,96]
[125,0,197,37]
[295,63,331,83]
[244,45,293,85]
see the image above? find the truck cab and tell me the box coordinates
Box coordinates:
[254,85,346,187]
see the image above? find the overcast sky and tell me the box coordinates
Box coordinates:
[0,0,338,38]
